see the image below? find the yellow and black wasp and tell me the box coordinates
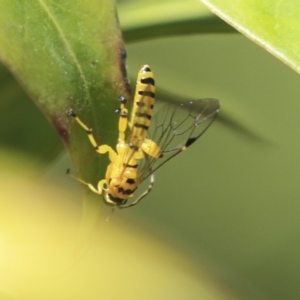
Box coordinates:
[67,65,219,208]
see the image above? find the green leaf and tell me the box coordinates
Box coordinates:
[0,2,127,181]
[0,1,129,232]
[202,0,300,74]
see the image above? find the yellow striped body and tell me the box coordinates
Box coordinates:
[129,65,155,146]
[104,65,160,204]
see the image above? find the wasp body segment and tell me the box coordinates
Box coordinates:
[67,65,219,208]
[130,66,155,142]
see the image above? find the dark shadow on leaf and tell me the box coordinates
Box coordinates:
[123,15,237,43]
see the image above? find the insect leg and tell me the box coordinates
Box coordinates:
[67,109,104,152]
[119,174,155,209]
[141,138,162,158]
[116,96,128,142]
[66,169,104,196]
[97,145,117,162]
[67,109,119,161]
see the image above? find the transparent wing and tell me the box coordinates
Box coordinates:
[138,98,220,183]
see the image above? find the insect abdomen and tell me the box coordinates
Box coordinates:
[129,65,155,147]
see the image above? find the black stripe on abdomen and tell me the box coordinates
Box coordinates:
[138,90,155,98]
[133,122,149,130]
[135,112,152,119]
[141,77,155,86]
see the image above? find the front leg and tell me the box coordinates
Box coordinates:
[67,109,118,162]
[115,96,129,142]
[67,109,102,153]
[66,169,105,196]
[97,144,117,163]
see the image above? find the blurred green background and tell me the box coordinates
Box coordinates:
[123,34,300,300]
[1,1,300,299]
